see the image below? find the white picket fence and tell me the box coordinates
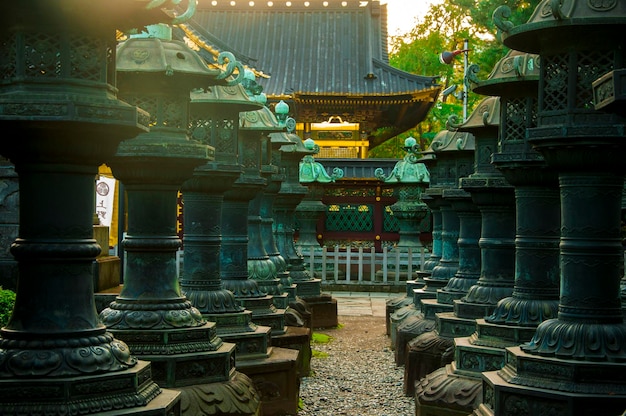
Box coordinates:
[301,245,427,288]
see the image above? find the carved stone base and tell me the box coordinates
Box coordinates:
[404,330,454,396]
[237,296,287,336]
[435,286,469,305]
[178,370,261,416]
[293,278,322,298]
[386,295,414,336]
[451,317,539,383]
[436,312,477,338]
[270,325,312,379]
[472,318,537,349]
[284,305,307,327]
[421,298,454,319]
[499,346,626,396]
[270,293,290,309]
[453,298,498,320]
[415,363,482,416]
[281,283,298,303]
[207,311,272,360]
[477,344,626,415]
[454,336,504,376]
[141,342,236,388]
[406,279,427,294]
[289,297,312,328]
[481,358,626,416]
[0,361,181,416]
[404,312,477,395]
[301,294,338,328]
[395,314,436,365]
[236,347,300,416]
[412,286,440,303]
[389,304,421,349]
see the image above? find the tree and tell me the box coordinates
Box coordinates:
[369,0,541,158]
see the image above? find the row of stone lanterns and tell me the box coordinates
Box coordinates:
[411,48,556,416]
[0,2,202,415]
[100,26,268,415]
[477,1,626,414]
[388,125,475,363]
[0,4,320,414]
[391,1,626,414]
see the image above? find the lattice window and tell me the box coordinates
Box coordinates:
[542,54,568,112]
[69,36,103,81]
[501,96,538,154]
[241,144,258,169]
[576,50,614,110]
[217,119,235,153]
[24,33,62,78]
[0,34,17,80]
[161,96,186,129]
[383,206,400,232]
[317,147,359,158]
[125,95,158,127]
[325,203,373,232]
[188,117,213,145]
[503,97,527,144]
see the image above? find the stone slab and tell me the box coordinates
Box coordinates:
[236,346,300,416]
[270,325,312,378]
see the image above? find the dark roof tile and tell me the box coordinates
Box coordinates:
[189,0,439,97]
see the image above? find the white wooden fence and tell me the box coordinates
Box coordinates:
[301,245,427,288]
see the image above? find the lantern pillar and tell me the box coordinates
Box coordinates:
[0,3,198,414]
[476,4,626,414]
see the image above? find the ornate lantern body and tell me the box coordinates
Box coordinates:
[476,2,626,414]
[0,3,199,414]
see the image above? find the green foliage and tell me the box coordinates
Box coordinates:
[311,332,333,344]
[384,0,542,149]
[450,0,540,35]
[311,331,333,359]
[0,288,15,327]
[312,349,329,359]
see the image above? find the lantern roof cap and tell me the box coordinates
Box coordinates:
[448,96,500,132]
[240,106,284,132]
[273,130,314,156]
[494,0,626,53]
[116,37,221,85]
[268,132,295,148]
[470,49,540,97]
[190,83,262,112]
[4,0,193,33]
[423,129,475,155]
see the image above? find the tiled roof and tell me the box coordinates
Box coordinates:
[188,0,439,96]
[180,0,441,148]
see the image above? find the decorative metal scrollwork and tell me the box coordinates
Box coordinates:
[550,0,566,20]
[215,51,245,85]
[146,0,198,24]
[446,114,462,131]
[493,5,514,41]
[285,116,297,133]
[465,63,481,85]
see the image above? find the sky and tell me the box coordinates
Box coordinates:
[382,0,443,36]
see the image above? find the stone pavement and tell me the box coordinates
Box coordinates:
[328,291,402,317]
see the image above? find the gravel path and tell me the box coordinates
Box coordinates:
[296,315,415,416]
